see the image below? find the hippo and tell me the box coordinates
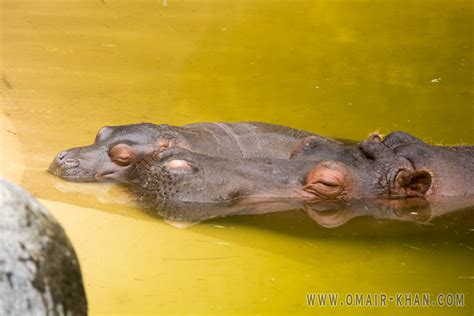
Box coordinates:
[128,137,431,222]
[1,179,87,315]
[49,122,329,182]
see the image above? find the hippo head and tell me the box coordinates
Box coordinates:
[291,135,433,201]
[128,147,314,222]
[48,123,181,182]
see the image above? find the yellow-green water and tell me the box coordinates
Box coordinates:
[1,0,473,315]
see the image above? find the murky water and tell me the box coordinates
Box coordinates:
[1,0,473,315]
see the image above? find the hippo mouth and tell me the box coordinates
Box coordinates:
[48,167,127,182]
[47,166,98,182]
[94,168,131,182]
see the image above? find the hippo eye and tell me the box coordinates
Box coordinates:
[304,161,348,199]
[110,144,135,167]
[311,180,343,198]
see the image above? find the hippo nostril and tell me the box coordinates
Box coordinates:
[57,151,67,161]
[64,158,79,168]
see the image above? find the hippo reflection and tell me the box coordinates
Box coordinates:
[129,137,433,222]
[48,122,319,182]
[306,195,474,228]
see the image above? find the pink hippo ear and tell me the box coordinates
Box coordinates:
[163,159,194,174]
[156,139,173,152]
[394,170,432,197]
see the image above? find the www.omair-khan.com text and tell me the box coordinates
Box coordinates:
[306,292,465,307]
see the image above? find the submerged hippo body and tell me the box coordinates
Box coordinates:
[49,122,320,182]
[129,139,430,222]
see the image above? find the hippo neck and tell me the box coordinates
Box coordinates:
[427,146,474,196]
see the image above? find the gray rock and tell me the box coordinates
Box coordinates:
[0,179,87,315]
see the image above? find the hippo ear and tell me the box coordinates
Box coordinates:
[156,139,172,152]
[163,159,194,174]
[394,170,432,197]
[95,126,114,142]
[156,137,183,153]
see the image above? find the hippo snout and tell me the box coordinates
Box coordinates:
[48,151,90,181]
[50,151,79,169]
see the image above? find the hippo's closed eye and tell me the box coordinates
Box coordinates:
[303,161,348,199]
[110,144,136,166]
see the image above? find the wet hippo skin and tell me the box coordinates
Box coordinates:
[49,122,324,183]
[289,132,474,226]
[380,131,474,196]
[128,138,430,223]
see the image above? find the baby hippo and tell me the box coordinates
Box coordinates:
[129,141,429,222]
[48,122,317,182]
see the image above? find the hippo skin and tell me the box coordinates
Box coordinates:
[49,122,327,183]
[380,131,474,196]
[128,136,434,222]
[0,179,87,315]
[128,132,473,223]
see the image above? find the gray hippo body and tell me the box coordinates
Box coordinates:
[129,137,432,223]
[0,179,87,315]
[49,122,325,182]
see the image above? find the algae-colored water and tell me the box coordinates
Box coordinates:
[1,0,473,315]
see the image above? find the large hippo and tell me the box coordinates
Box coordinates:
[128,138,431,222]
[49,122,328,182]
[0,179,87,315]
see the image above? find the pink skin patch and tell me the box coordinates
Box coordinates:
[163,159,193,174]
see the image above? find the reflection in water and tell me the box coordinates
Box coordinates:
[306,196,474,229]
[151,195,474,232]
[54,181,134,205]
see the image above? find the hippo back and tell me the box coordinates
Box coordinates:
[181,122,316,159]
